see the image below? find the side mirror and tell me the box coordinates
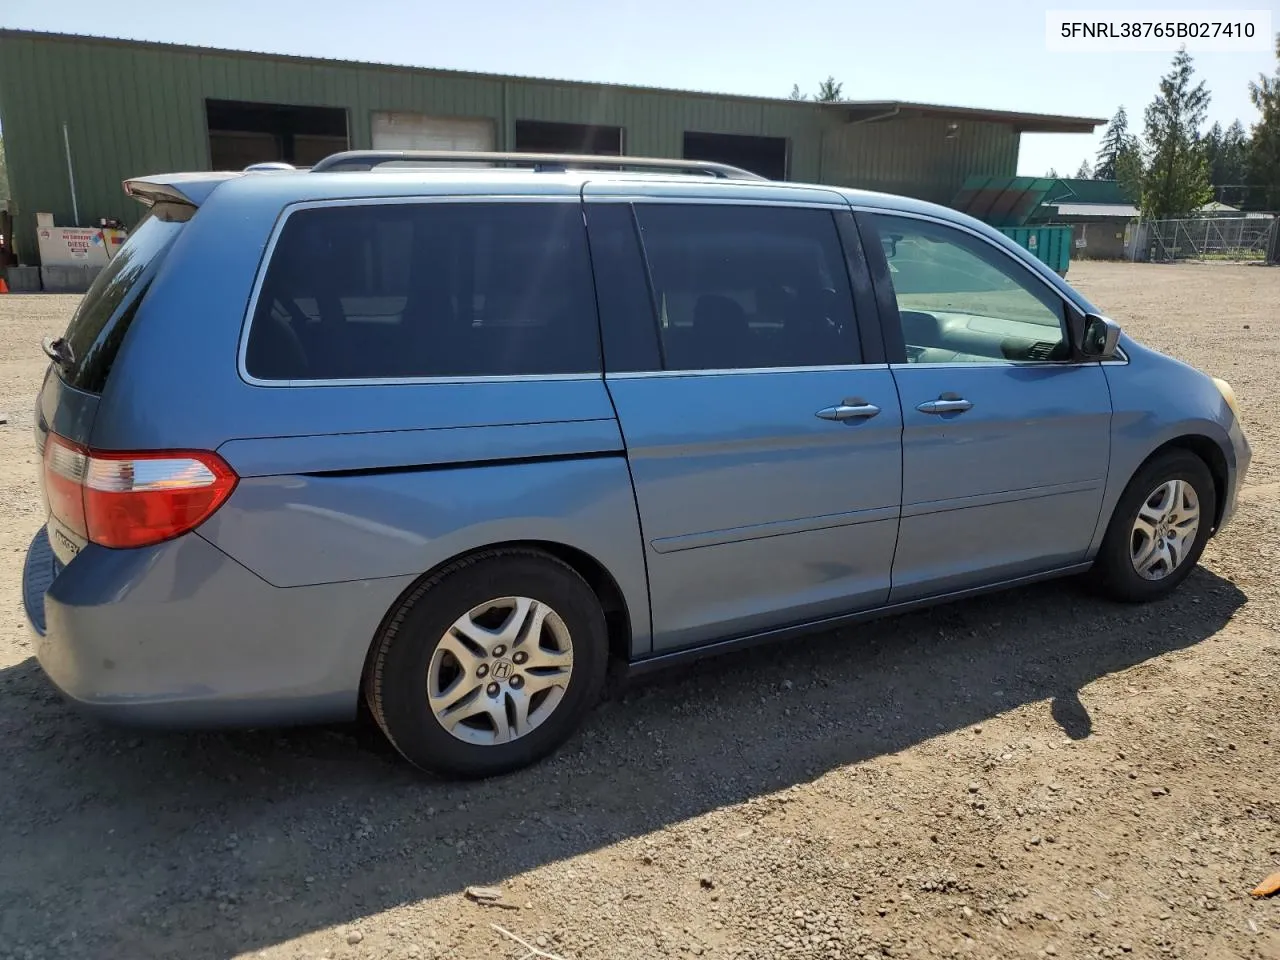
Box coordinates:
[881,234,900,259]
[1076,313,1121,361]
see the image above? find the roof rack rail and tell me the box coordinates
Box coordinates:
[308,149,767,180]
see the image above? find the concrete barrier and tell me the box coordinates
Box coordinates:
[3,265,43,292]
[40,264,104,293]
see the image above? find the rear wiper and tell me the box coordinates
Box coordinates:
[41,336,75,368]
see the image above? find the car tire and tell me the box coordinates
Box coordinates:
[1090,449,1216,603]
[365,548,609,778]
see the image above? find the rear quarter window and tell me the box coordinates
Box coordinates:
[243,201,601,382]
[59,214,185,393]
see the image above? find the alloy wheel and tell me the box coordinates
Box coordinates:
[426,596,574,745]
[1130,479,1200,581]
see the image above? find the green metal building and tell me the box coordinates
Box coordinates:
[0,29,1101,264]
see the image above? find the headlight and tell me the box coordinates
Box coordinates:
[1212,377,1240,419]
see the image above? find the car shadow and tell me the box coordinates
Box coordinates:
[0,566,1246,958]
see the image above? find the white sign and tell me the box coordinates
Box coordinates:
[1046,10,1271,52]
[37,227,112,267]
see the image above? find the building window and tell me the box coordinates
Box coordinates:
[515,120,623,155]
[205,99,348,169]
[683,132,788,180]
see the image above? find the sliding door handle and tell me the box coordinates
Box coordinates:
[916,398,973,415]
[816,401,881,421]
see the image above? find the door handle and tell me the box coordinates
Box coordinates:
[816,401,881,422]
[916,398,973,415]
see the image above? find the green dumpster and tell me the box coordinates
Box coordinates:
[997,226,1073,276]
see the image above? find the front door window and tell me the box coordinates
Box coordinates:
[873,215,1069,364]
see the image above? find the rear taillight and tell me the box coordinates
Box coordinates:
[42,433,238,548]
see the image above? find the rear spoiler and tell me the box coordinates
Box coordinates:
[123,172,243,209]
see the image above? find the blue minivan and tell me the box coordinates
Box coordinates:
[23,151,1250,777]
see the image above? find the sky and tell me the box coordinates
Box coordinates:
[2,0,1277,179]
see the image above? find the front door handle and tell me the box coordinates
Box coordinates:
[916,398,973,415]
[816,401,881,422]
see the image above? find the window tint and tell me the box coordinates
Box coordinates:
[60,214,184,393]
[634,204,859,371]
[872,214,1068,364]
[245,202,600,381]
[584,203,662,373]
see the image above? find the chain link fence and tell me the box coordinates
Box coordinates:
[1130,216,1279,262]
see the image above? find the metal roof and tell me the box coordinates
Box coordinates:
[841,102,1104,134]
[1048,201,1271,219]
[0,29,1104,132]
[1039,177,1129,204]
[951,176,1142,226]
[950,176,1060,226]
[1050,202,1140,218]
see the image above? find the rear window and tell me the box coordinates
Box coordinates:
[244,201,601,381]
[59,214,185,393]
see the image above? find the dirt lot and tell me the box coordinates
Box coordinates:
[0,261,1277,960]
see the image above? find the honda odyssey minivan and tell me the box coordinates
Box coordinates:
[23,150,1250,777]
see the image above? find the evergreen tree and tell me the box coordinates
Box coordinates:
[1206,121,1251,187]
[1248,33,1280,209]
[1075,159,1093,179]
[1224,120,1250,180]
[1203,121,1224,176]
[1115,141,1144,201]
[1094,106,1135,179]
[1134,49,1213,218]
[815,76,844,102]
[786,78,844,102]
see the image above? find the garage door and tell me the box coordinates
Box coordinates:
[371,112,496,152]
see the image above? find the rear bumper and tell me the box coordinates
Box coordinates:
[21,525,412,728]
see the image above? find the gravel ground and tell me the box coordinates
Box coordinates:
[0,261,1277,960]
